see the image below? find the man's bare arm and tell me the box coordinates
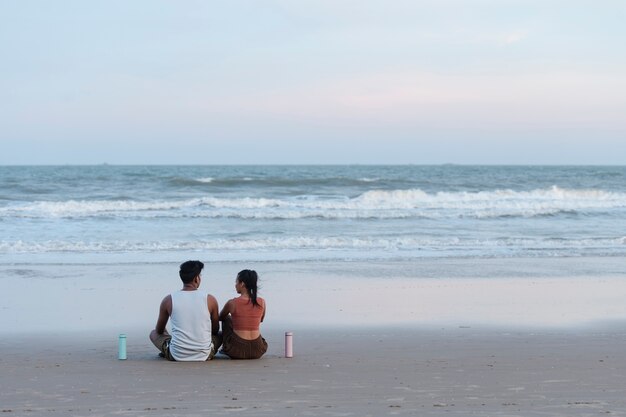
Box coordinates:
[155,295,172,335]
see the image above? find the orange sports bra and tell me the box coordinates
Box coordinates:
[231,296,265,331]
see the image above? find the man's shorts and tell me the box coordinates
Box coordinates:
[152,333,176,361]
[152,333,221,361]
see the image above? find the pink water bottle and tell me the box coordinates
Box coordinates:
[285,331,293,358]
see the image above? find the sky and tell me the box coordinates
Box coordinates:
[1,0,625,165]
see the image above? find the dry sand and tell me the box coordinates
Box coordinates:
[2,324,626,416]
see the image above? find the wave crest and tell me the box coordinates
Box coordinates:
[1,186,624,220]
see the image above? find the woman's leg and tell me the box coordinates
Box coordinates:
[220,316,234,356]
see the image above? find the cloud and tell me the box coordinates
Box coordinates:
[502,31,527,45]
[215,70,626,131]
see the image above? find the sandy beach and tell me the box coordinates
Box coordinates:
[2,257,626,416]
[2,325,626,416]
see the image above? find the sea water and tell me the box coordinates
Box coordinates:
[1,165,625,264]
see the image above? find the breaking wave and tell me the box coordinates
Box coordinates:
[1,186,625,220]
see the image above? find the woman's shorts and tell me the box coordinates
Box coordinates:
[221,317,268,359]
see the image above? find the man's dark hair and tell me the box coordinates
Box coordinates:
[179,260,204,284]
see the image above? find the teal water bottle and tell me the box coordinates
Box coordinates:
[118,334,127,360]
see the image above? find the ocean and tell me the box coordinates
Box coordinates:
[1,165,625,265]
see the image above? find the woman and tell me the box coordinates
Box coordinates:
[219,269,268,359]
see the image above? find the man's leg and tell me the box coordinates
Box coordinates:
[149,329,173,360]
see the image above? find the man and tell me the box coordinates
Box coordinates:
[149,260,222,361]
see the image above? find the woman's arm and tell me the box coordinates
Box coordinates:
[219,299,233,321]
[207,294,220,336]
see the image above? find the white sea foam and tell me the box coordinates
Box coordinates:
[0,199,199,218]
[195,177,214,183]
[1,187,625,220]
[2,236,624,254]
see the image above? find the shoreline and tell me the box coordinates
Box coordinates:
[2,253,624,274]
[4,252,626,269]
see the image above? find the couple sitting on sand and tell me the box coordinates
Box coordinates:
[149,260,267,361]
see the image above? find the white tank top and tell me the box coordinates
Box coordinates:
[169,290,213,361]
